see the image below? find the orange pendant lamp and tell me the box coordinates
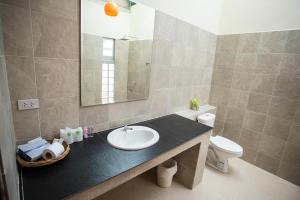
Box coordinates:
[104,0,119,17]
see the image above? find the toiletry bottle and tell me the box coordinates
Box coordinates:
[60,129,67,141]
[83,126,89,139]
[73,127,83,142]
[65,128,73,144]
[88,126,94,137]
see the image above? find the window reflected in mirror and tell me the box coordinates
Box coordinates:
[80,0,155,106]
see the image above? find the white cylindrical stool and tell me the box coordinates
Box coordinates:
[157,159,177,188]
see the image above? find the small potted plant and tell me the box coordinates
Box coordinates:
[190,98,200,110]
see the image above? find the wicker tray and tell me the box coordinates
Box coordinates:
[17,140,70,168]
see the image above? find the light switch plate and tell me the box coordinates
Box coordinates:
[17,99,39,110]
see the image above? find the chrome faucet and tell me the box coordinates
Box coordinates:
[123,125,133,132]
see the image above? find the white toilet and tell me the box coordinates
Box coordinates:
[197,113,243,173]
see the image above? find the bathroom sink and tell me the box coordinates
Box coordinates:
[107,126,159,150]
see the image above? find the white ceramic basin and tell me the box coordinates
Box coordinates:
[107,126,159,150]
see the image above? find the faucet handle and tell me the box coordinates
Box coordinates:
[123,125,133,132]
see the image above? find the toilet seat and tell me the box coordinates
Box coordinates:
[210,136,243,155]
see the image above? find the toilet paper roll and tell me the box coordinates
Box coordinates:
[42,142,65,160]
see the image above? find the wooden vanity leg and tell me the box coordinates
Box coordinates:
[174,131,211,189]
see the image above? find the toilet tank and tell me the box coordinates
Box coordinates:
[175,105,216,121]
[197,113,215,127]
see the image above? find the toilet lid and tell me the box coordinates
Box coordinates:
[210,136,243,154]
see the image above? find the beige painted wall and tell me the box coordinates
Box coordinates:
[1,1,216,142]
[209,30,300,185]
[219,0,300,35]
[136,0,223,34]
[0,15,19,200]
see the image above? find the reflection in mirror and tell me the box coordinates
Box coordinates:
[81,0,155,106]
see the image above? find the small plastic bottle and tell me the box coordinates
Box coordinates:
[83,126,89,139]
[73,127,83,142]
[65,128,74,144]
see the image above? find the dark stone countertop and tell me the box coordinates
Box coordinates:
[20,114,212,200]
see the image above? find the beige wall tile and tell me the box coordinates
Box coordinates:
[150,89,170,116]
[282,143,300,165]
[234,53,257,73]
[251,74,275,95]
[258,135,285,159]
[171,42,185,67]
[152,68,170,89]
[32,10,79,59]
[39,97,79,136]
[268,96,298,120]
[238,33,260,53]
[273,71,300,100]
[0,3,33,56]
[255,54,281,74]
[35,58,79,99]
[231,72,254,91]
[263,116,291,140]
[168,87,186,111]
[214,52,236,67]
[258,31,288,53]
[294,103,300,125]
[239,128,261,150]
[211,30,300,185]
[285,30,300,54]
[214,105,227,123]
[79,105,109,126]
[209,86,231,107]
[153,12,176,41]
[8,87,37,104]
[241,147,257,164]
[247,93,271,114]
[13,109,40,140]
[217,35,240,53]
[109,118,131,129]
[280,54,300,75]
[5,56,36,91]
[212,69,233,88]
[0,0,29,8]
[212,119,224,136]
[168,67,184,87]
[108,100,150,122]
[30,0,78,21]
[243,111,266,132]
[225,106,245,128]
[277,162,300,186]
[255,153,280,174]
[151,39,172,66]
[90,122,110,133]
[288,125,300,144]
[222,122,241,143]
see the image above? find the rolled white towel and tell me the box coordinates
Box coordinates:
[23,143,50,161]
[18,138,48,153]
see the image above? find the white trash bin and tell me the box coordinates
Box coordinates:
[157,159,178,188]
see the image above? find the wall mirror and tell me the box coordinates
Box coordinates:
[80,0,155,106]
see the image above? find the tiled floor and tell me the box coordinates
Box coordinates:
[99,158,300,200]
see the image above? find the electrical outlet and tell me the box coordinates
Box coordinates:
[17,99,39,110]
